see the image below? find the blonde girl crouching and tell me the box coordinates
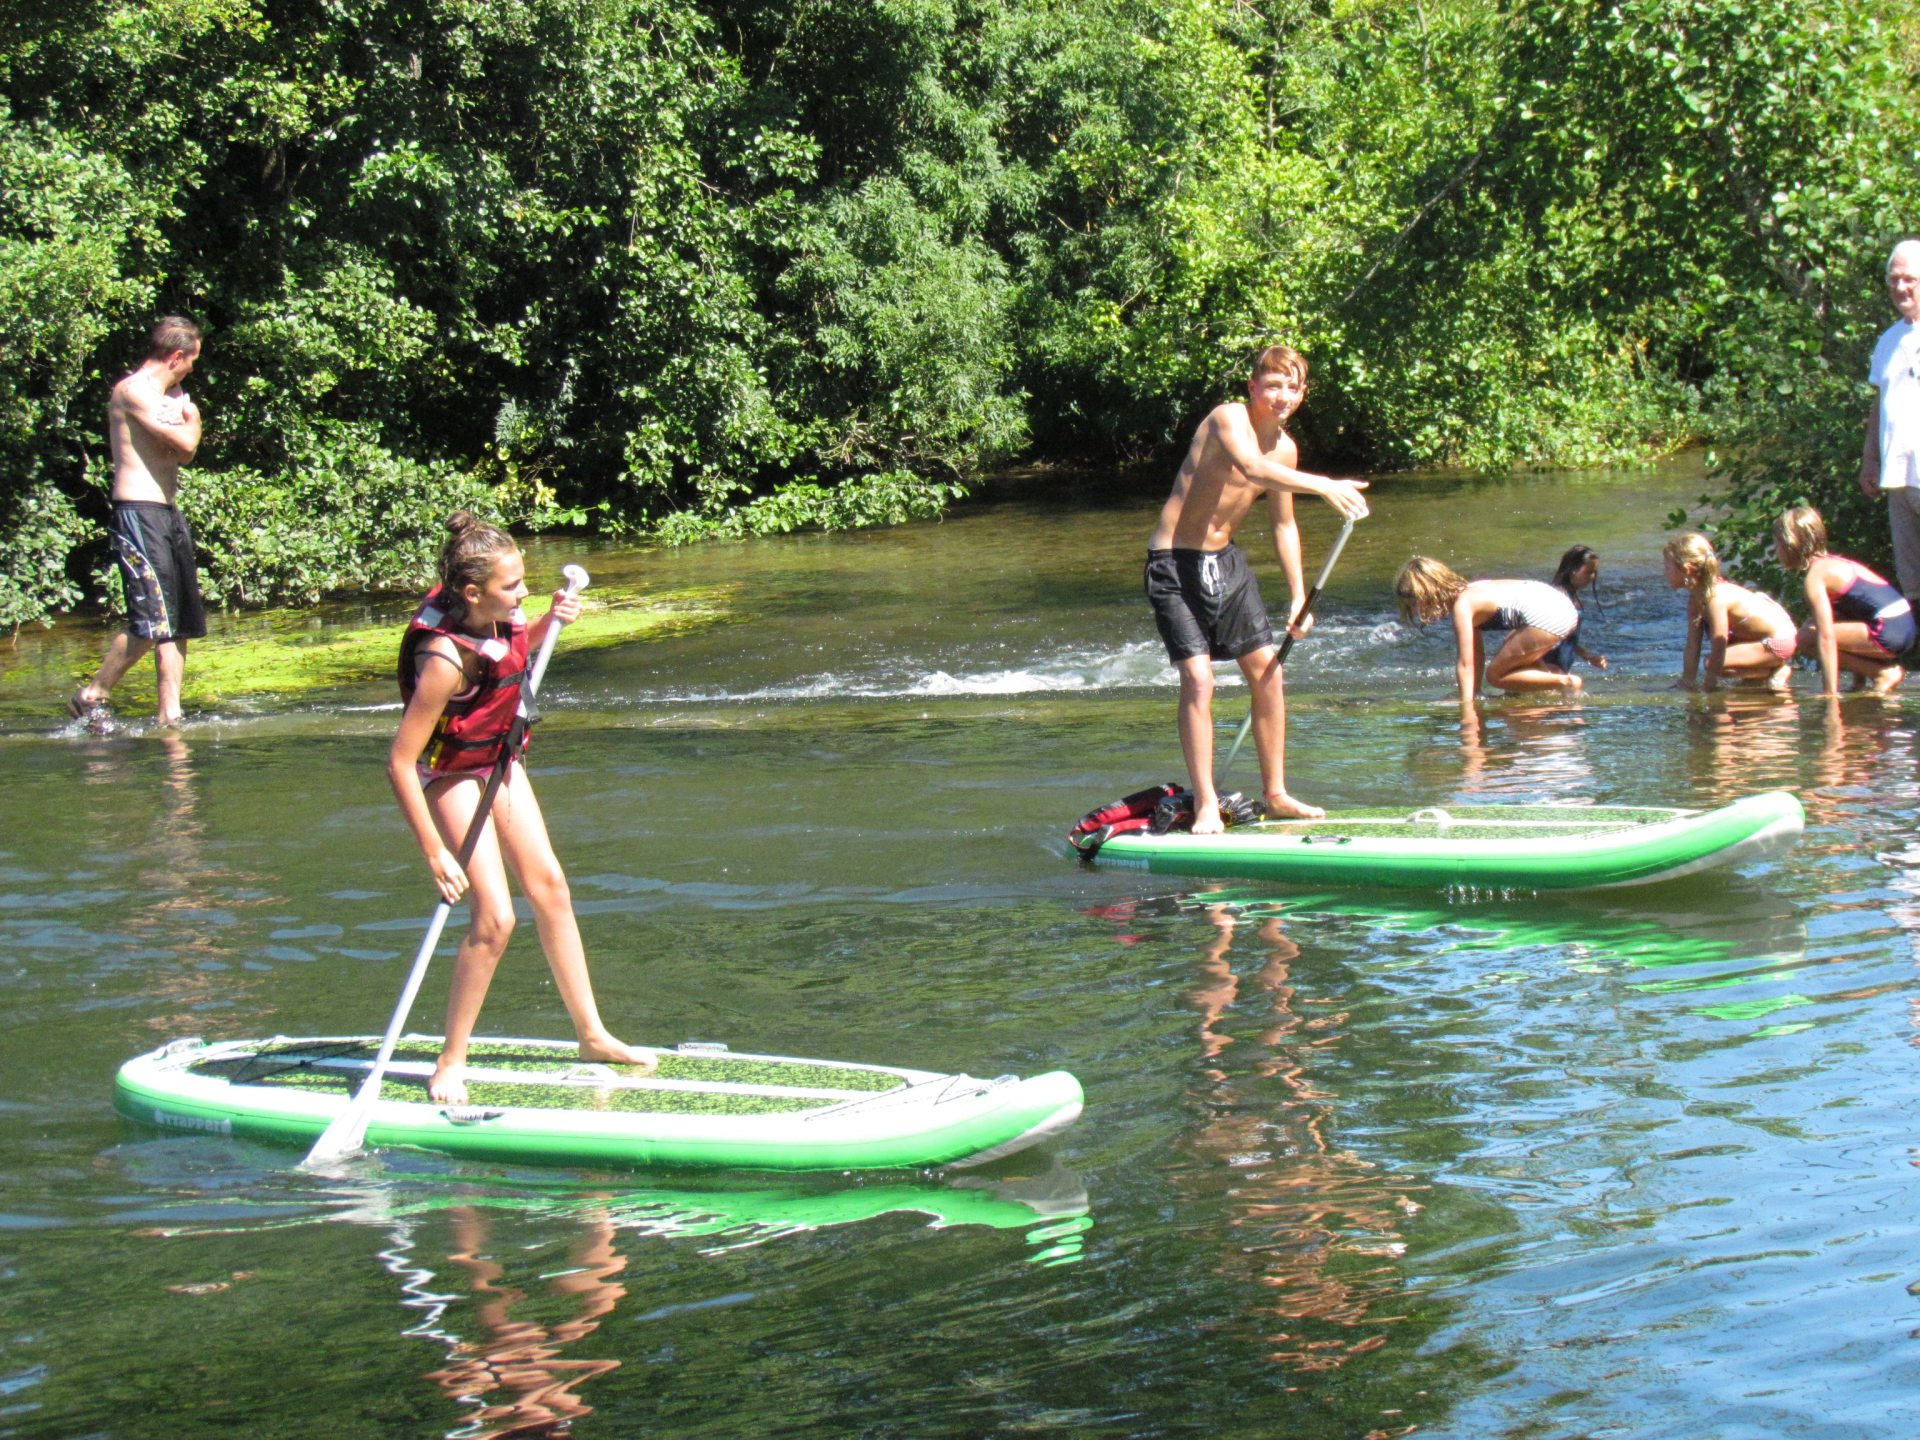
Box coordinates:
[1394,556,1582,705]
[1662,532,1796,692]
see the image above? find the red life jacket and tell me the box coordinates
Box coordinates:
[397,587,530,775]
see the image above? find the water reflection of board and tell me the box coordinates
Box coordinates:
[115,1036,1084,1171]
[1083,791,1804,891]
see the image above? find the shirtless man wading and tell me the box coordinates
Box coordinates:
[1145,345,1369,832]
[68,316,206,730]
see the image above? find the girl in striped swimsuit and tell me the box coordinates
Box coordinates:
[1773,506,1913,696]
[1395,556,1584,704]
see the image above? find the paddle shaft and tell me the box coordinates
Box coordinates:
[302,566,587,1167]
[1217,517,1356,785]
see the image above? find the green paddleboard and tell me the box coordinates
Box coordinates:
[1076,790,1805,891]
[114,1035,1084,1172]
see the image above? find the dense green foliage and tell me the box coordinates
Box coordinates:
[1,0,1915,623]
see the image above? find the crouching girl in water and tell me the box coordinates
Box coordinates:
[392,512,655,1104]
[1547,544,1608,674]
[1394,557,1583,703]
[1772,506,1914,697]
[1664,532,1796,691]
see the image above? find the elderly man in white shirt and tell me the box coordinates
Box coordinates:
[1862,239,1920,603]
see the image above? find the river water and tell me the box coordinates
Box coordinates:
[4,459,1920,1438]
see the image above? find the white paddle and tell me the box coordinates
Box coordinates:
[1217,516,1357,783]
[303,563,590,1168]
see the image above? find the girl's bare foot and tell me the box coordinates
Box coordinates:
[1264,791,1326,821]
[1767,664,1793,692]
[428,1059,468,1105]
[1870,665,1905,696]
[579,1034,658,1074]
[1190,808,1225,836]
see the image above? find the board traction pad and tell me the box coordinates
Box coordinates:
[186,1039,902,1117]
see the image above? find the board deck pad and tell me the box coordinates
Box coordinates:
[1231,805,1686,840]
[185,1039,901,1116]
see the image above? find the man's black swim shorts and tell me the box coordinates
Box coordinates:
[1144,543,1274,663]
[109,500,207,642]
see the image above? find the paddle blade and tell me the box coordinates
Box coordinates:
[301,1067,383,1168]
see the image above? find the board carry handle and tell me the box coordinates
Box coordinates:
[1219,516,1358,784]
[303,564,590,1169]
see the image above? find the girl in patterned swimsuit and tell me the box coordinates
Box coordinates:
[1664,532,1797,692]
[1772,505,1914,696]
[1395,556,1583,703]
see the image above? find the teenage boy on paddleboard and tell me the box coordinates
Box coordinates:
[1146,345,1369,831]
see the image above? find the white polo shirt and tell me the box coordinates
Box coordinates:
[1869,318,1920,489]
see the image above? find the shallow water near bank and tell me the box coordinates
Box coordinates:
[6,458,1920,1437]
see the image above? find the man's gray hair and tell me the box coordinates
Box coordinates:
[1888,239,1920,275]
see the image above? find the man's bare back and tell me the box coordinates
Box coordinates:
[108,351,200,504]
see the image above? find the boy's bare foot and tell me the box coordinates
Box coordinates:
[1870,665,1905,696]
[1264,791,1325,821]
[1562,673,1584,695]
[1767,664,1793,692]
[428,1060,468,1106]
[579,1034,658,1074]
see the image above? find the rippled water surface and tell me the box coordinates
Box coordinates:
[5,460,1920,1438]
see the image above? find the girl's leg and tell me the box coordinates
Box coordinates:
[1720,640,1789,680]
[490,767,656,1071]
[1830,622,1905,693]
[1485,628,1583,695]
[425,776,518,1104]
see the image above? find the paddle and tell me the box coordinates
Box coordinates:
[303,563,590,1169]
[1217,515,1358,783]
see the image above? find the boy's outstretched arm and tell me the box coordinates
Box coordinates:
[1216,407,1370,518]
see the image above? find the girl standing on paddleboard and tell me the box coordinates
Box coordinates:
[1663,532,1797,692]
[1394,556,1583,704]
[391,513,654,1104]
[1772,505,1913,697]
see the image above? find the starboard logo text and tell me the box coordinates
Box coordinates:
[153,1110,232,1135]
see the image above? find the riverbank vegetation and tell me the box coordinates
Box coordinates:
[3,0,1915,625]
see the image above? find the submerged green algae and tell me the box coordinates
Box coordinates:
[131,581,738,708]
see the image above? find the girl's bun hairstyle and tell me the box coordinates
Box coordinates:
[436,511,517,616]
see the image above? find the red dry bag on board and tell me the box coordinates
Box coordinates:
[1068,782,1182,857]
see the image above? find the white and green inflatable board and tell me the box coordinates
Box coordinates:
[1081,790,1804,891]
[115,1035,1084,1172]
